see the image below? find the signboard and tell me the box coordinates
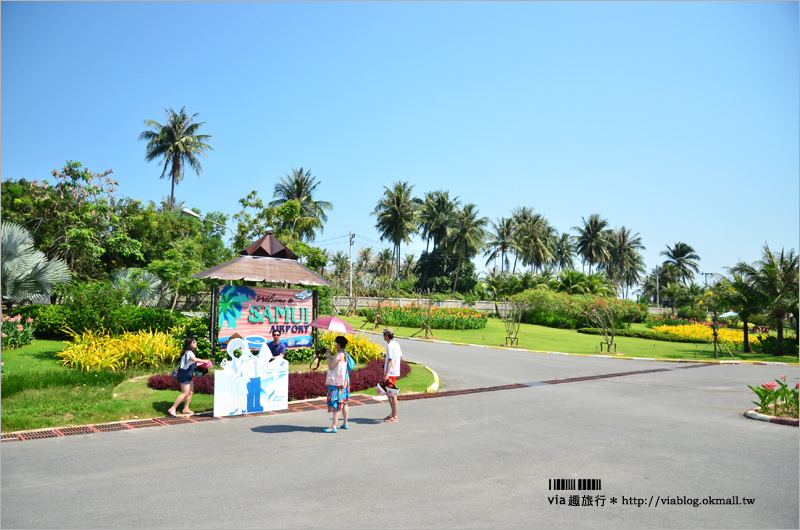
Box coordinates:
[217,286,314,350]
[213,338,288,416]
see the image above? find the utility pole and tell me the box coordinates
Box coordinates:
[700,272,713,288]
[349,232,355,299]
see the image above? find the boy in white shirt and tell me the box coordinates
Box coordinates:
[382,328,402,422]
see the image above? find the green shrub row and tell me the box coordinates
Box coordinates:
[576,328,707,344]
[751,335,800,355]
[510,290,647,330]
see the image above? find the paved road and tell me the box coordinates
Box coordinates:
[2,338,798,529]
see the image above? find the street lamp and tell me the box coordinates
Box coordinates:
[180,208,235,251]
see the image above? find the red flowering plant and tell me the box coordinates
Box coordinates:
[1,314,35,350]
[747,375,799,418]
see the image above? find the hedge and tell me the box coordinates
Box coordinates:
[510,290,647,330]
[576,328,707,344]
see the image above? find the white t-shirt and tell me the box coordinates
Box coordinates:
[180,350,196,370]
[384,340,402,377]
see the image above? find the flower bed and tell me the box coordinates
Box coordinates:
[577,327,706,343]
[1,314,35,350]
[146,359,411,401]
[748,376,799,418]
[652,323,759,347]
[360,302,487,330]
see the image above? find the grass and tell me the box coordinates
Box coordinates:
[0,341,433,433]
[339,315,799,364]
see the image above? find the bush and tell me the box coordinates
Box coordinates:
[677,306,708,321]
[56,328,182,371]
[511,290,646,330]
[317,331,387,362]
[8,305,70,340]
[146,359,412,401]
[751,335,799,355]
[359,302,488,330]
[577,328,707,344]
[1,314,35,349]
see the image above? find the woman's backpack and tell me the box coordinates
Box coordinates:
[345,352,355,372]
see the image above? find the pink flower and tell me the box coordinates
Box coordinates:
[16,325,24,331]
[781,375,786,381]
[764,382,778,391]
[2,333,6,338]
[26,317,33,324]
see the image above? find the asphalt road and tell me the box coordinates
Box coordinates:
[2,337,798,529]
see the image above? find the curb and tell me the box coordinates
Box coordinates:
[369,329,798,367]
[743,409,799,427]
[404,360,440,394]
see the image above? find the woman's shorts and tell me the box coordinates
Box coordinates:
[176,368,194,384]
[327,385,349,411]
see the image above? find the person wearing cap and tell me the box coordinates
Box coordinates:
[381,328,402,422]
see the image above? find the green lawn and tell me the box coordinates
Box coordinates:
[338,315,799,364]
[0,340,433,433]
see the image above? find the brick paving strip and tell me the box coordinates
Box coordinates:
[7,363,774,442]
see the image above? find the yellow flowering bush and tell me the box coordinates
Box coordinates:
[653,324,760,347]
[317,331,385,364]
[57,327,182,371]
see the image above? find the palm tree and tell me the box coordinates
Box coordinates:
[483,269,512,317]
[509,207,533,274]
[573,214,611,273]
[517,212,556,274]
[483,217,516,274]
[555,269,588,295]
[374,248,395,278]
[329,250,350,283]
[402,254,417,280]
[660,242,701,286]
[444,204,488,293]
[724,264,765,353]
[734,244,798,356]
[419,190,460,252]
[1,222,72,306]
[269,167,332,242]
[110,268,166,307]
[603,227,646,297]
[373,181,422,284]
[357,247,374,273]
[553,232,576,271]
[139,107,214,208]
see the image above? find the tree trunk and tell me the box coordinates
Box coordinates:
[776,317,784,356]
[742,317,751,353]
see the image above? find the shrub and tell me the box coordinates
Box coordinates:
[54,280,128,335]
[284,347,315,364]
[644,314,699,328]
[56,328,182,371]
[147,372,215,394]
[577,328,706,344]
[8,305,70,340]
[511,290,646,330]
[677,306,708,322]
[751,335,799,355]
[359,302,488,330]
[1,314,35,349]
[317,331,386,363]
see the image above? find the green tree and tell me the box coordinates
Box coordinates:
[554,232,576,271]
[573,214,611,274]
[139,107,214,209]
[484,217,516,275]
[373,181,422,285]
[660,241,701,286]
[269,167,332,242]
[517,212,556,273]
[603,227,646,298]
[724,266,764,353]
[419,190,460,252]
[444,204,488,293]
[733,244,798,356]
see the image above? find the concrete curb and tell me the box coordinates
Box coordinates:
[744,409,799,426]
[404,360,440,394]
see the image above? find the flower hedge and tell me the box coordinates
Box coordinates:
[510,290,646,329]
[652,324,761,347]
[56,328,182,371]
[146,359,411,401]
[359,302,488,330]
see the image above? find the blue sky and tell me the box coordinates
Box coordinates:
[2,1,798,288]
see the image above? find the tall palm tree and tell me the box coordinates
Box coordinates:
[660,242,701,286]
[724,264,764,353]
[269,167,332,242]
[553,232,576,271]
[603,227,646,297]
[483,217,516,274]
[373,181,422,284]
[139,107,214,208]
[518,212,556,273]
[509,206,534,274]
[357,247,373,273]
[329,250,350,283]
[573,214,611,273]
[402,254,417,280]
[419,190,460,252]
[374,248,395,278]
[444,203,488,293]
[734,244,798,356]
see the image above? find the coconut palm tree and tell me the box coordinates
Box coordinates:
[357,247,374,273]
[518,212,556,273]
[660,242,701,286]
[509,206,533,274]
[444,203,488,293]
[573,214,611,273]
[553,232,576,271]
[373,181,422,284]
[269,167,333,242]
[733,244,798,356]
[374,248,395,278]
[555,270,588,295]
[419,190,460,252]
[603,227,646,297]
[402,254,417,280]
[724,265,765,353]
[139,107,214,208]
[329,250,350,283]
[483,217,516,274]
[1,222,72,306]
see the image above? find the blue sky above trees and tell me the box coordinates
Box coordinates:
[2,1,797,281]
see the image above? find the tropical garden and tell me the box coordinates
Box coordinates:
[2,107,798,432]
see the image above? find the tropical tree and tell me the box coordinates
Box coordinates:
[509,207,534,274]
[573,214,611,273]
[444,204,488,293]
[733,244,798,355]
[1,222,71,307]
[269,167,332,242]
[724,265,765,353]
[402,254,417,280]
[484,217,516,274]
[517,212,556,273]
[660,242,701,286]
[553,232,576,271]
[328,250,350,283]
[603,227,646,298]
[374,248,395,278]
[357,247,374,273]
[373,181,422,284]
[554,270,588,295]
[139,107,214,208]
[419,190,460,252]
[110,268,167,307]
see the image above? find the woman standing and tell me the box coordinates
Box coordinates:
[168,337,211,417]
[324,336,350,433]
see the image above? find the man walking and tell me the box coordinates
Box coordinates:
[382,328,402,422]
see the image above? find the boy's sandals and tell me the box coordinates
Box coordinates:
[384,417,398,422]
